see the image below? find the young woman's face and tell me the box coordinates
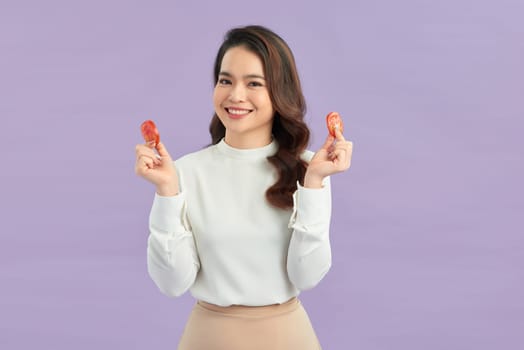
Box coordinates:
[213,46,274,147]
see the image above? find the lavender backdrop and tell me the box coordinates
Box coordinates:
[1,0,522,349]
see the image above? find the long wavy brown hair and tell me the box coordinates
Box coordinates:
[209,25,310,210]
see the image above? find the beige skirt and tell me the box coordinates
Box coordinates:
[177,297,322,350]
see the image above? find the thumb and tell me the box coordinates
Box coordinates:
[155,142,172,159]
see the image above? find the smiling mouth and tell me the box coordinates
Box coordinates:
[225,107,253,117]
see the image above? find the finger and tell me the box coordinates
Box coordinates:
[338,141,353,161]
[136,147,162,165]
[137,154,161,166]
[347,141,354,156]
[332,149,350,169]
[334,141,351,151]
[156,142,172,159]
[320,134,335,150]
[136,149,162,165]
[135,153,154,175]
[136,144,163,164]
[335,128,346,142]
[135,159,149,176]
[135,144,146,155]
[137,154,158,168]
[136,144,158,157]
[334,140,353,151]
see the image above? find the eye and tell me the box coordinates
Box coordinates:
[218,78,231,85]
[248,81,263,87]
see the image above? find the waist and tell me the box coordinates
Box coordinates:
[196,297,300,318]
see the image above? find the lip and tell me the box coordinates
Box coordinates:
[225,107,253,119]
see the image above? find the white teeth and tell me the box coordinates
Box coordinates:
[228,108,250,115]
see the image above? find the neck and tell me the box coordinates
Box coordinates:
[224,131,273,149]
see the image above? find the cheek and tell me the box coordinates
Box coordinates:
[213,90,227,120]
[256,94,273,112]
[213,88,223,108]
[212,87,219,103]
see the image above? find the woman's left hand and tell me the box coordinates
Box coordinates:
[304,128,353,188]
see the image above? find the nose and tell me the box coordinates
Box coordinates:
[228,83,246,102]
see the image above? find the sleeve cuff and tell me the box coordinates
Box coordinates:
[149,191,189,234]
[288,178,332,232]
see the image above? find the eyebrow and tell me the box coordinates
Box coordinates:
[219,71,266,80]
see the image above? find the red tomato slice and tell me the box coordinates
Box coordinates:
[140,120,160,146]
[326,112,343,137]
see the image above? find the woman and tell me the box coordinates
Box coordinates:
[135,25,353,350]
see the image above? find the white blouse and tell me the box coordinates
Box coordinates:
[147,138,332,307]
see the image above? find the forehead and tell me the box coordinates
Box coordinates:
[220,46,265,75]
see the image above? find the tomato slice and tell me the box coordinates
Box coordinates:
[140,120,160,146]
[326,112,343,137]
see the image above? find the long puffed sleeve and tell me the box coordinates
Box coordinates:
[147,191,200,297]
[287,177,332,290]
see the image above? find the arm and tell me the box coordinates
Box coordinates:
[286,125,353,290]
[286,177,332,290]
[147,191,200,297]
[135,141,200,297]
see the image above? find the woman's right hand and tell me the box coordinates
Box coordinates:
[135,142,180,196]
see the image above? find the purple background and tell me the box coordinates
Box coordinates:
[1,0,523,349]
